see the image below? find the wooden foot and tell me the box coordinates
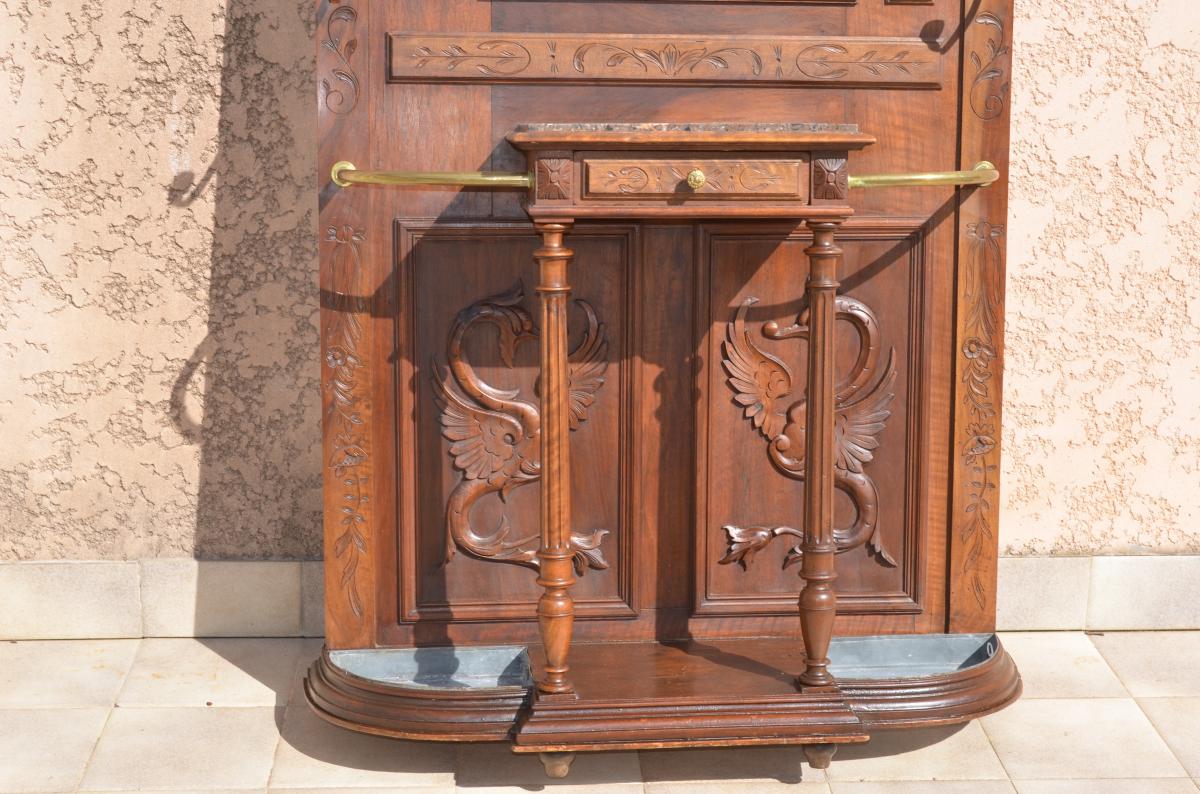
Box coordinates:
[538,751,576,778]
[802,743,837,770]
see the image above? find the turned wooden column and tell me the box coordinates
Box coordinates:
[533,221,577,697]
[797,218,844,689]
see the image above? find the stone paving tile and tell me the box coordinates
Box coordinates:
[17,631,1200,791]
[454,741,641,790]
[269,705,455,789]
[1139,698,1200,777]
[1013,780,1200,793]
[0,707,109,793]
[981,698,1186,780]
[118,638,304,707]
[275,789,450,794]
[639,745,810,785]
[829,783,1017,793]
[997,632,1127,698]
[1089,632,1200,697]
[81,706,281,791]
[648,781,830,793]
[0,639,138,707]
[827,723,1007,782]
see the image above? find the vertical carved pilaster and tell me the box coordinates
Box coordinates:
[950,0,1012,632]
[797,219,844,690]
[533,221,577,698]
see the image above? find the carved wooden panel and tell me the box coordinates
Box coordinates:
[535,158,572,200]
[318,0,373,649]
[434,281,612,574]
[949,3,1013,632]
[584,159,803,199]
[696,223,931,617]
[396,223,636,624]
[388,33,943,88]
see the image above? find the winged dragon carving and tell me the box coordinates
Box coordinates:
[433,281,610,575]
[719,295,898,570]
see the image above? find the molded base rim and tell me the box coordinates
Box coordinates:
[303,633,1022,748]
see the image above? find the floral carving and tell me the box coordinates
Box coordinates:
[572,42,763,76]
[390,33,940,87]
[959,219,1006,608]
[434,282,611,574]
[321,5,360,114]
[324,224,368,618]
[812,158,848,200]
[969,12,1011,121]
[796,45,928,80]
[592,162,792,196]
[411,40,531,76]
[719,295,899,569]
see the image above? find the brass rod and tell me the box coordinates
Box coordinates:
[331,161,531,189]
[331,160,998,191]
[848,161,998,189]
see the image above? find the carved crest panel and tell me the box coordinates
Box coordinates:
[399,225,635,624]
[698,226,929,617]
[434,281,611,575]
[389,33,942,88]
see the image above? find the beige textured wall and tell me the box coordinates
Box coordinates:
[1,1,1196,560]
[0,1,321,559]
[1002,0,1200,555]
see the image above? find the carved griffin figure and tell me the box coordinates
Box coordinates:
[433,281,610,574]
[719,295,898,569]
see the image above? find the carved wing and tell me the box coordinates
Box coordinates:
[834,349,897,474]
[566,299,609,429]
[433,369,531,486]
[722,297,792,440]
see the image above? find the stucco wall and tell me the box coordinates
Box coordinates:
[1,1,1197,560]
[1002,0,1200,555]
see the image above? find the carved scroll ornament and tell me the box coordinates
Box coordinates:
[389,33,941,88]
[434,282,611,575]
[719,295,898,570]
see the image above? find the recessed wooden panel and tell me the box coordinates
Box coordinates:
[695,223,930,617]
[388,33,943,88]
[396,223,636,623]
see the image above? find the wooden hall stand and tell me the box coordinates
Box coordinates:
[309,2,1021,781]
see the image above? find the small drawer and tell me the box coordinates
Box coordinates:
[582,158,804,200]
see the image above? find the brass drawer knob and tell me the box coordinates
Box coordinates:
[686,168,706,190]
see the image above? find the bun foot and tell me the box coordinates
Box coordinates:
[539,751,576,778]
[802,743,837,770]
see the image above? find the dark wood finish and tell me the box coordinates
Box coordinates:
[948,2,1013,633]
[797,219,844,689]
[533,221,579,697]
[389,33,943,88]
[304,635,1021,744]
[314,0,1016,771]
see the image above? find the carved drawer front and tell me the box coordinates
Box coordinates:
[583,158,804,200]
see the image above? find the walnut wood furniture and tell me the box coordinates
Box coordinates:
[308,0,1020,779]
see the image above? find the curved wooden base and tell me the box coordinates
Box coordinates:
[304,651,529,742]
[304,635,1021,753]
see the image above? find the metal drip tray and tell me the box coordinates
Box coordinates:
[829,633,999,680]
[329,645,533,690]
[327,633,999,692]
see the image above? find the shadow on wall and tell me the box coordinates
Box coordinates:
[168,0,323,569]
